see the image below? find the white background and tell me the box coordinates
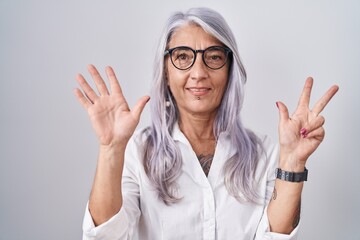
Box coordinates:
[0,0,359,239]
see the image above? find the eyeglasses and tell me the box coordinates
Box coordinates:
[164,46,232,70]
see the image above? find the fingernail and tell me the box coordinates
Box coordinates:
[300,128,307,134]
[300,128,307,138]
[276,102,279,108]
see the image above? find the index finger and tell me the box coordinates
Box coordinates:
[312,85,339,115]
[297,77,314,108]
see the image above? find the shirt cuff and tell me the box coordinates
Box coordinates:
[256,206,299,240]
[82,202,129,240]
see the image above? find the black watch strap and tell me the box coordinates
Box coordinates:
[275,167,308,182]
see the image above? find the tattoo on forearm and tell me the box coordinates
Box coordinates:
[292,200,301,228]
[272,187,277,201]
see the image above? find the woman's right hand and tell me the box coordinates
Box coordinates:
[74,65,150,147]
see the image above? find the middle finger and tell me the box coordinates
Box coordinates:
[312,85,339,115]
[88,64,110,96]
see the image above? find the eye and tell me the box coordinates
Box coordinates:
[210,55,222,60]
[206,51,225,62]
[177,53,190,60]
[173,50,192,61]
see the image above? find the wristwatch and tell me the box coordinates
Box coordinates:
[275,167,308,182]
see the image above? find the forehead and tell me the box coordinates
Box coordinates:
[168,23,223,48]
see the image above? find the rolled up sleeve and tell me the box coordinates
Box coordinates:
[255,205,299,240]
[82,203,130,240]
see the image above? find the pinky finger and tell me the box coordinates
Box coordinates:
[73,88,92,109]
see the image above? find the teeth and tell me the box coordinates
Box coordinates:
[189,88,209,92]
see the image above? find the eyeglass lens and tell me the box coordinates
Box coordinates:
[170,46,229,70]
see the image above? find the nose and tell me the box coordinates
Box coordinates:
[190,52,209,81]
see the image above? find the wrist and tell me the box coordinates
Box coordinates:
[100,141,127,153]
[275,167,308,182]
[278,162,306,172]
[98,144,126,167]
[279,154,307,172]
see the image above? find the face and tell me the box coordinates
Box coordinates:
[166,24,229,118]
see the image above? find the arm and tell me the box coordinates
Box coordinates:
[267,77,339,234]
[74,64,149,226]
[89,144,126,226]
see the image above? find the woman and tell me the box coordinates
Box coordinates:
[74,7,338,240]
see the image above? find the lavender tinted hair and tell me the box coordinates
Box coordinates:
[143,7,263,204]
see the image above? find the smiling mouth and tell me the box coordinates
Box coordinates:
[187,87,211,96]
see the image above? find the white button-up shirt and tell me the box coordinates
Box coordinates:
[83,125,299,240]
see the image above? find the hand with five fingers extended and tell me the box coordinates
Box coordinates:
[276,77,339,171]
[74,65,150,147]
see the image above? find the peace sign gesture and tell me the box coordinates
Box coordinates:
[74,65,150,147]
[276,77,339,171]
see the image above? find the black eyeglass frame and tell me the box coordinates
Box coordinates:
[164,45,232,70]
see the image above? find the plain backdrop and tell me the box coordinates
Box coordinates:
[0,0,359,239]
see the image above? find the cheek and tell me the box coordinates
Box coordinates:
[215,73,228,93]
[167,76,182,98]
[167,70,188,90]
[215,86,227,102]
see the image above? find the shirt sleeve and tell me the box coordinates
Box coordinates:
[82,135,143,240]
[254,139,300,240]
[255,206,299,240]
[82,203,131,240]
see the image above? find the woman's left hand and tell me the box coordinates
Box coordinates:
[276,77,339,171]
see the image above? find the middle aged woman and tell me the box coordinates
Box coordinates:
[76,7,339,240]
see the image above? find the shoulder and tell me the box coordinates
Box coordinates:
[127,126,151,150]
[124,127,151,169]
[256,132,278,156]
[241,128,278,158]
[251,131,279,178]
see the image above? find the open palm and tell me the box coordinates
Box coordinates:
[74,65,150,146]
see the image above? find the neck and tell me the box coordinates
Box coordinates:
[178,111,216,141]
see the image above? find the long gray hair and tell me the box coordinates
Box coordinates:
[143,7,263,204]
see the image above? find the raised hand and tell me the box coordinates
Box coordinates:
[74,65,150,146]
[276,77,339,171]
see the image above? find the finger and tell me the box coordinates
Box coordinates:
[73,88,92,109]
[301,115,325,138]
[76,74,99,103]
[276,101,290,123]
[303,126,325,141]
[87,64,110,96]
[312,85,339,115]
[297,77,313,108]
[132,96,150,120]
[105,66,123,95]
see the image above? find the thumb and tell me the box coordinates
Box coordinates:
[132,96,150,120]
[276,101,290,123]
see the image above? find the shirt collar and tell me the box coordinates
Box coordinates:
[172,122,190,144]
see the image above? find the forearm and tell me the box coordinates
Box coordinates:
[267,156,305,234]
[267,179,303,234]
[89,144,126,226]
